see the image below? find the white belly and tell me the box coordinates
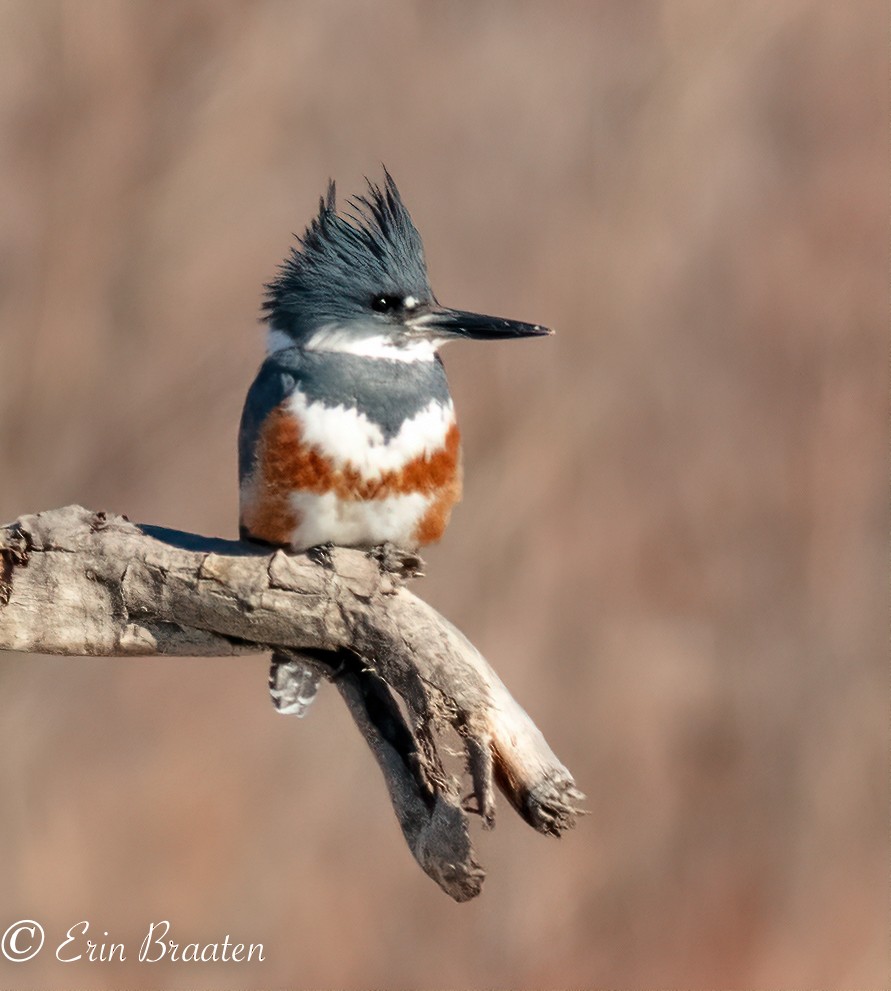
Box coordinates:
[288,490,433,550]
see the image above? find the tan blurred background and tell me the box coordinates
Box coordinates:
[0,1,885,988]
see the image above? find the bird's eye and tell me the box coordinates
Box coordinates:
[371,294,403,313]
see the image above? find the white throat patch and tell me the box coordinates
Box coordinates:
[304,323,440,362]
[266,322,441,362]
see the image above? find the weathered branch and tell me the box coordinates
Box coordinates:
[0,505,583,901]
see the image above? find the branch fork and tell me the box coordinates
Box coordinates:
[0,505,583,901]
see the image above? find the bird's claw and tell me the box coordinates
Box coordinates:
[306,541,335,568]
[369,542,425,579]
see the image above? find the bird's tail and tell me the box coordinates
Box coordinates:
[269,650,323,717]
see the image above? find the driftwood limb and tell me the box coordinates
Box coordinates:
[0,505,583,901]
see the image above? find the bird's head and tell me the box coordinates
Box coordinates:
[263,169,552,360]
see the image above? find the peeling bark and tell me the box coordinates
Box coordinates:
[0,505,583,901]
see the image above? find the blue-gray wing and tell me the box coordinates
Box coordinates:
[237,354,298,489]
[239,349,326,717]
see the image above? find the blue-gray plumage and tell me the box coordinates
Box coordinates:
[238,347,452,492]
[239,169,551,713]
[264,171,433,342]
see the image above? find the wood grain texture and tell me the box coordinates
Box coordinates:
[0,504,583,902]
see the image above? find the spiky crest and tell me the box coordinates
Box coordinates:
[263,169,432,337]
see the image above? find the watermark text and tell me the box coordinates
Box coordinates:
[1,919,264,964]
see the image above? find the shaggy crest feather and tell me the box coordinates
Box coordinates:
[263,169,433,339]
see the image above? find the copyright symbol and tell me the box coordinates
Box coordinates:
[1,920,45,962]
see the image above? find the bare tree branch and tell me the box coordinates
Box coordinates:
[0,505,583,902]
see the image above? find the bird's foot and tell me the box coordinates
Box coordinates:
[306,541,335,568]
[369,542,425,579]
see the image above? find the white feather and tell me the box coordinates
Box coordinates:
[267,321,449,361]
[288,490,433,549]
[303,323,443,362]
[286,391,454,478]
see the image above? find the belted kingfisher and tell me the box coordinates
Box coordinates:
[239,169,551,713]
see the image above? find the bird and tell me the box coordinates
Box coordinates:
[238,169,551,714]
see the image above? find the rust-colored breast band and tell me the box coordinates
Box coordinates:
[240,404,463,547]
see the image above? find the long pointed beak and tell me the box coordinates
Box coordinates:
[412,305,553,341]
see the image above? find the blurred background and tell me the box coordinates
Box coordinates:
[0,1,884,988]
